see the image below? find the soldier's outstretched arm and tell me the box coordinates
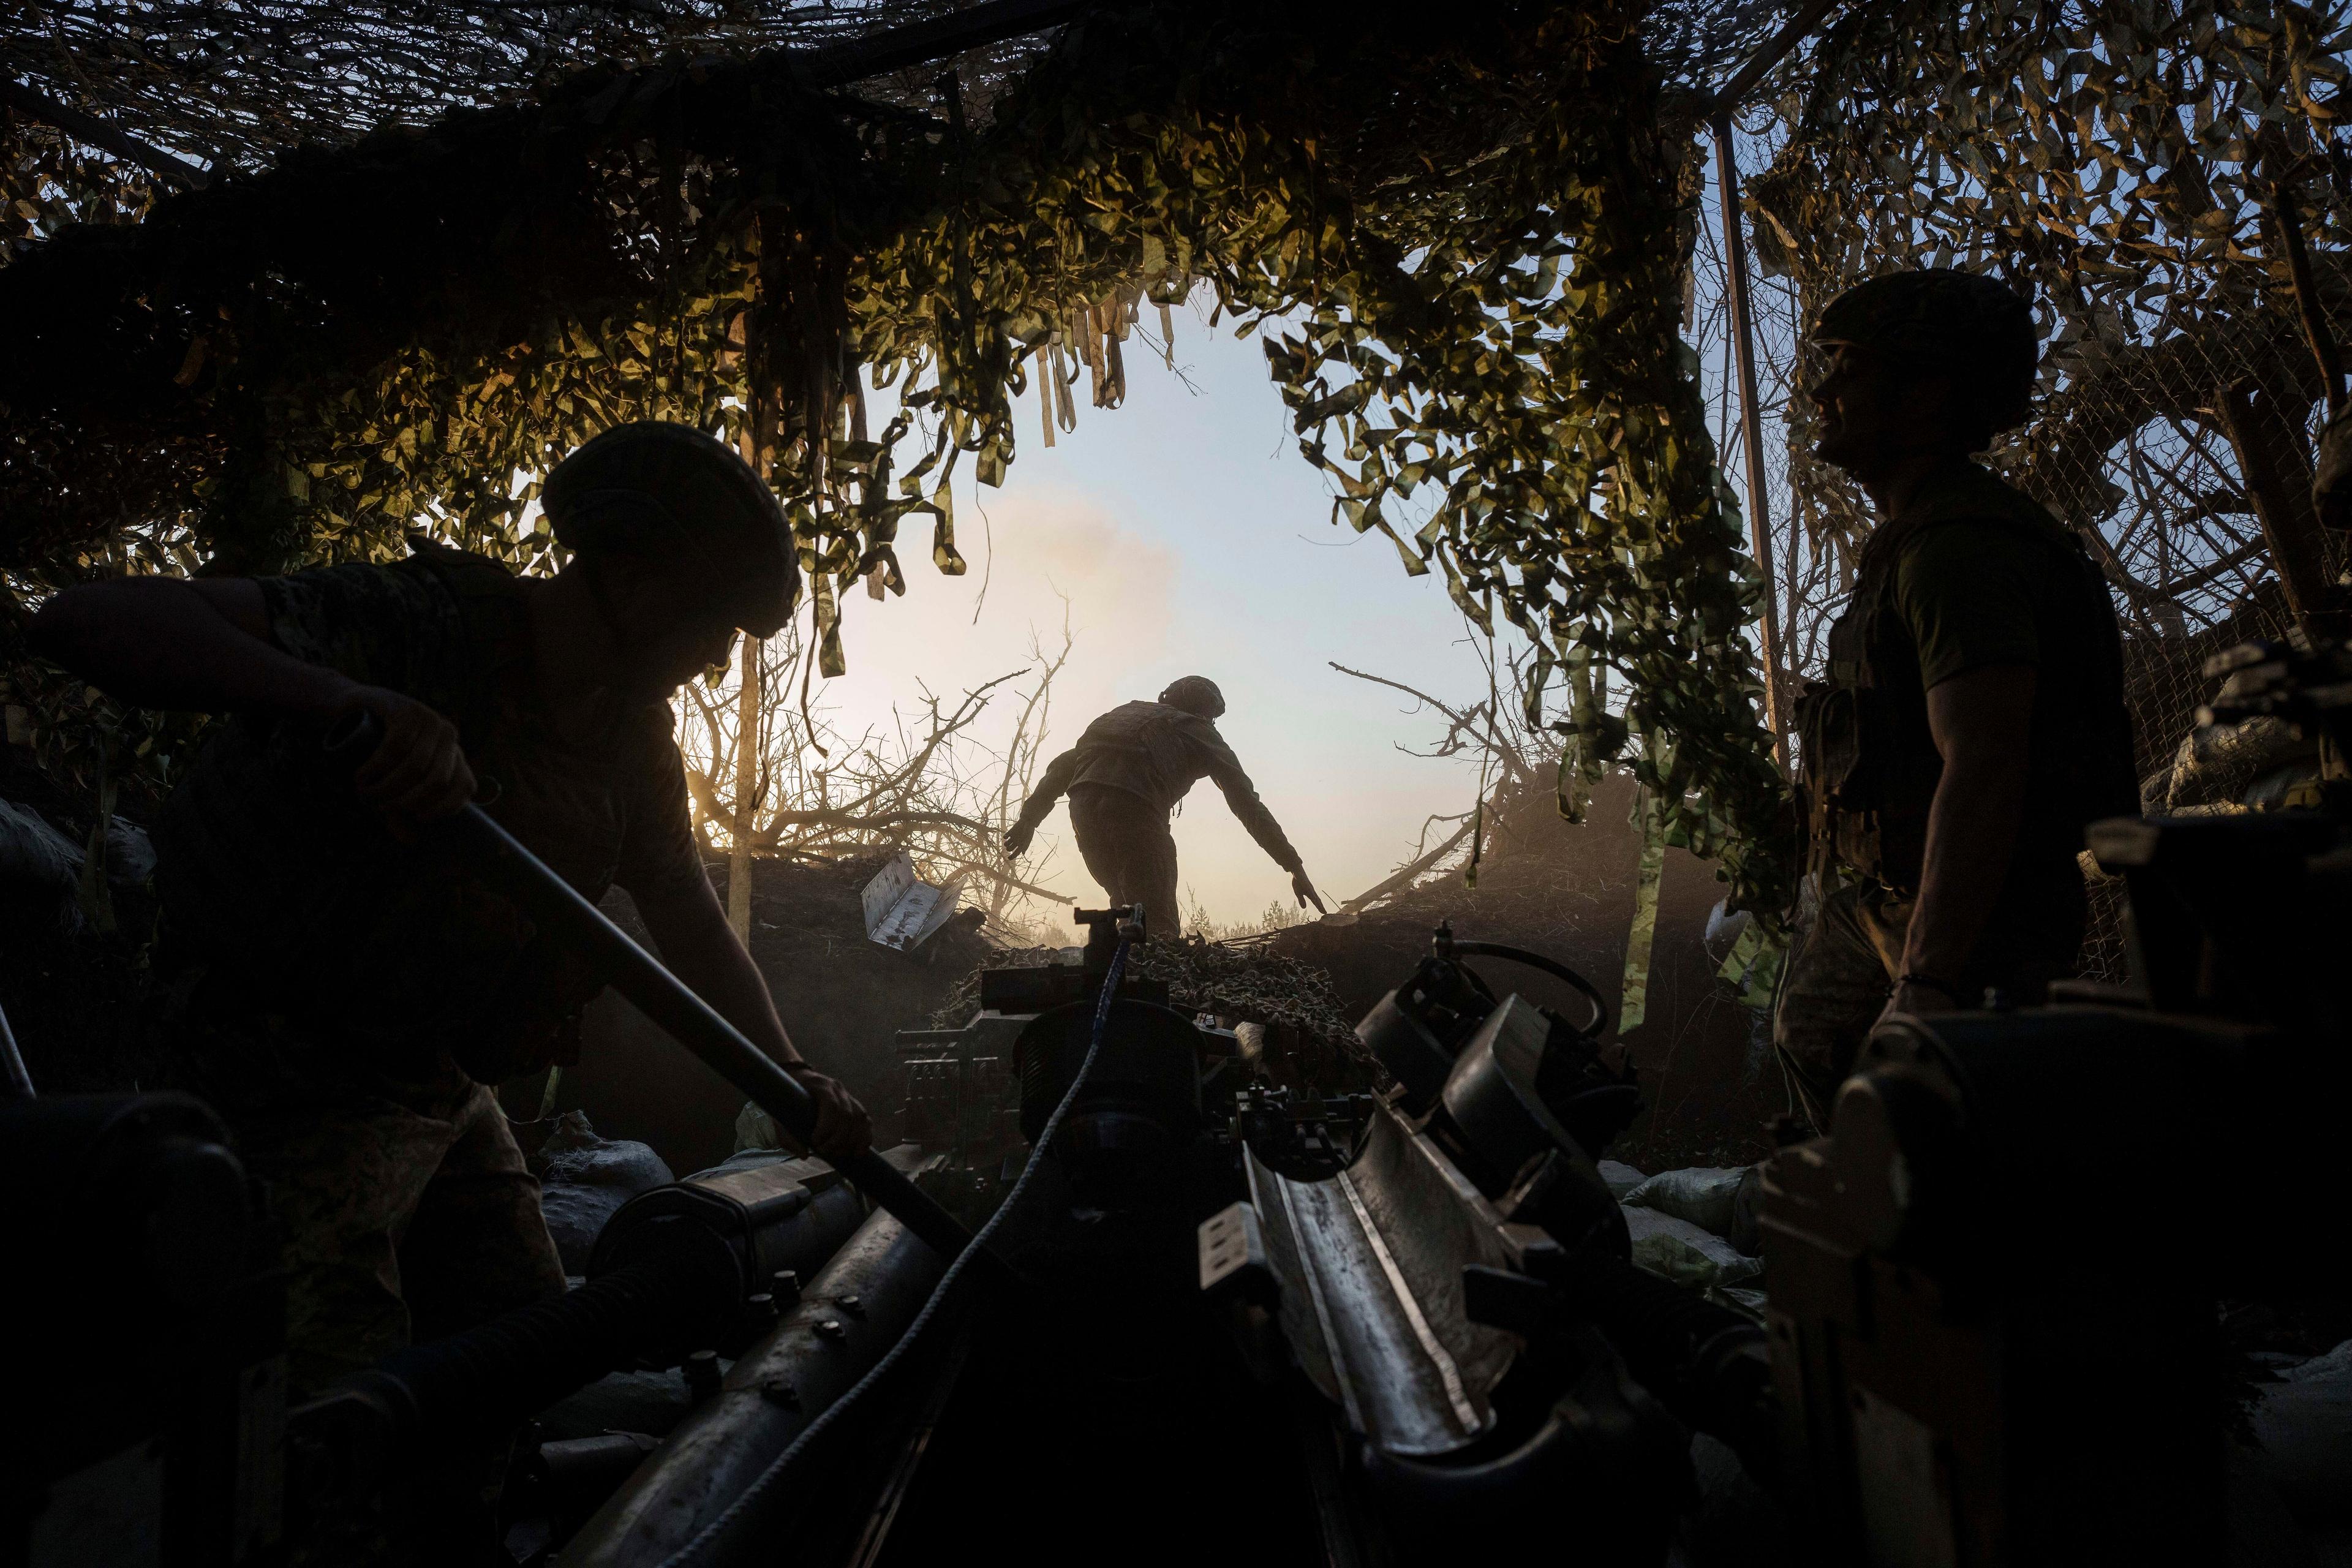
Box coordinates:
[1199,734,1324,911]
[28,576,475,821]
[1005,746,1082,858]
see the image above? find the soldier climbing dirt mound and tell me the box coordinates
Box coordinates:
[1004,675,1324,940]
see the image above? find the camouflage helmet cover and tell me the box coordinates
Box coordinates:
[542,421,801,637]
[1159,676,1227,718]
[1811,268,2040,437]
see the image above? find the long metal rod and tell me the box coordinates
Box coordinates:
[445,802,971,1261]
[0,997,33,1099]
[1694,0,1849,123]
[799,0,1097,89]
[1713,119,1789,760]
[0,77,209,189]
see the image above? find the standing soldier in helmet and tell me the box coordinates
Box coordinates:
[1005,676,1325,940]
[1776,270,2138,1130]
[30,422,870,1556]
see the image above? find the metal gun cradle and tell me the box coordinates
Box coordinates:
[18,657,2352,1566]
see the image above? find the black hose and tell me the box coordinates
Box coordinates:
[654,930,1136,1568]
[347,1245,736,1449]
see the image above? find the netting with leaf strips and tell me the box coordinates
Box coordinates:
[0,2,1046,178]
[1677,0,2351,981]
[1,1,1821,930]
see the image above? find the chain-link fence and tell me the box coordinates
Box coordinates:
[1685,0,2351,979]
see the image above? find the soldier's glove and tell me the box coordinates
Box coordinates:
[1004,821,1035,859]
[1291,870,1327,914]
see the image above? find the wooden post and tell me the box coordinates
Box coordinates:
[1714,118,1789,762]
[726,633,761,941]
[2263,130,2346,421]
[2212,381,2348,643]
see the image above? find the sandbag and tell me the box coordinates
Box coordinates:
[2162,712,2312,812]
[0,797,84,926]
[1624,1165,1757,1244]
[2250,1340,2352,1528]
[106,816,155,888]
[1598,1159,1649,1200]
[1624,1207,1762,1291]
[0,799,160,930]
[536,1112,674,1275]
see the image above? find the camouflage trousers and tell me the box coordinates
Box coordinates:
[229,1064,567,1394]
[170,1013,567,1564]
[1771,870,2086,1133]
[1068,784,1182,942]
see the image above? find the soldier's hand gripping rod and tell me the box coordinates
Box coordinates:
[325,714,973,1262]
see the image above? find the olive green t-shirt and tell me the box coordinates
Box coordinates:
[1893,521,2054,690]
[1889,463,2070,690]
[154,548,705,1082]
[1846,459,2137,881]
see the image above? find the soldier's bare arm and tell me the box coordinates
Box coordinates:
[631,873,873,1160]
[1889,663,2037,1016]
[34,576,338,713]
[1005,745,1082,856]
[1198,736,1321,907]
[29,576,475,820]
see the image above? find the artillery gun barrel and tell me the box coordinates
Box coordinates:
[558,1205,951,1567]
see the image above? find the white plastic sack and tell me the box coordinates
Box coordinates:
[1623,1166,1751,1239]
[537,1112,674,1274]
[1598,1160,1649,1200]
[1624,1207,1762,1291]
[736,1099,785,1153]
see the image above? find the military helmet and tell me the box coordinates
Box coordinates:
[1159,676,1226,718]
[542,422,800,637]
[1811,269,2040,439]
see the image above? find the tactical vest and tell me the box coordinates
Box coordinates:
[160,544,659,1085]
[1796,470,2138,895]
[400,543,612,1081]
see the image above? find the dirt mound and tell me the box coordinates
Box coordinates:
[559,852,998,1177]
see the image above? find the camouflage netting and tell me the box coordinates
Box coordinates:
[1685,0,2352,974]
[2,0,1811,930]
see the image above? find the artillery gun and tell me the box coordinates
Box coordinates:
[10,643,2351,1564]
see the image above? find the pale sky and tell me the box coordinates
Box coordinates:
[805,304,1504,928]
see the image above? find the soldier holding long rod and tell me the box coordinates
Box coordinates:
[31,422,872,1559]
